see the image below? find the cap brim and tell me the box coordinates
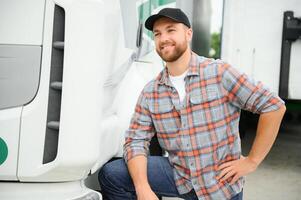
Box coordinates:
[145,14,165,31]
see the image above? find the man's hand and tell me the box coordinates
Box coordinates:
[136,186,159,200]
[217,156,258,184]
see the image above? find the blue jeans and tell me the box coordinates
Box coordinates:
[98,156,243,200]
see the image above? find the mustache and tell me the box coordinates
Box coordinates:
[159,41,175,49]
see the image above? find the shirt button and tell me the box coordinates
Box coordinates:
[183,123,186,128]
[192,180,198,185]
[190,162,194,167]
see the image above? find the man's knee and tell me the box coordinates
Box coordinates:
[98,159,136,199]
[98,159,128,188]
[98,162,111,187]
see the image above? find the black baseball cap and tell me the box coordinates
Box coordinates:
[145,8,191,31]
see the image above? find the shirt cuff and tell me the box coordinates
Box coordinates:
[259,96,285,113]
[123,148,148,163]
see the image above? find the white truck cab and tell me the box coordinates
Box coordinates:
[1,0,300,199]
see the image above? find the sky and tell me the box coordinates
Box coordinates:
[210,0,224,33]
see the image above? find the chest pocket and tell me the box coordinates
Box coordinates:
[189,87,220,105]
[148,98,177,133]
[149,99,174,114]
[189,86,225,126]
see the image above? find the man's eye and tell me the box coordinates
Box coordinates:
[168,29,175,32]
[154,33,160,37]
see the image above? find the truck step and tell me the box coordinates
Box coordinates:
[53,41,64,50]
[47,121,60,130]
[50,81,62,90]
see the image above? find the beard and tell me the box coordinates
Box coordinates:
[156,40,187,62]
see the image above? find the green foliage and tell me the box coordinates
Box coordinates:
[210,32,221,59]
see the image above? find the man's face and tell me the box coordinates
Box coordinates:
[153,17,192,62]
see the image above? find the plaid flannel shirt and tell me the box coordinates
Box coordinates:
[124,52,284,200]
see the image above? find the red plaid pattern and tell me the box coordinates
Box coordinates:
[124,52,284,199]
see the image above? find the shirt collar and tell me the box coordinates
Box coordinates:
[157,51,201,86]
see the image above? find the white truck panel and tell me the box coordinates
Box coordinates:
[289,40,301,99]
[0,107,22,180]
[0,181,101,200]
[222,0,301,99]
[17,0,119,181]
[0,0,45,45]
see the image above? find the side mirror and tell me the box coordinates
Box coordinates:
[136,23,143,48]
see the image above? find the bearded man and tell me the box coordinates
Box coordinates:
[98,8,286,200]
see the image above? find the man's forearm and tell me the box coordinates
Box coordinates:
[127,155,159,200]
[217,104,286,183]
[127,155,151,191]
[248,104,286,165]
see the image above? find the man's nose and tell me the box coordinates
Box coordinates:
[159,33,169,43]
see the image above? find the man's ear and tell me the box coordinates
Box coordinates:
[186,28,193,42]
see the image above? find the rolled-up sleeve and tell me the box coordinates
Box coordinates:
[219,63,285,114]
[123,90,155,163]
